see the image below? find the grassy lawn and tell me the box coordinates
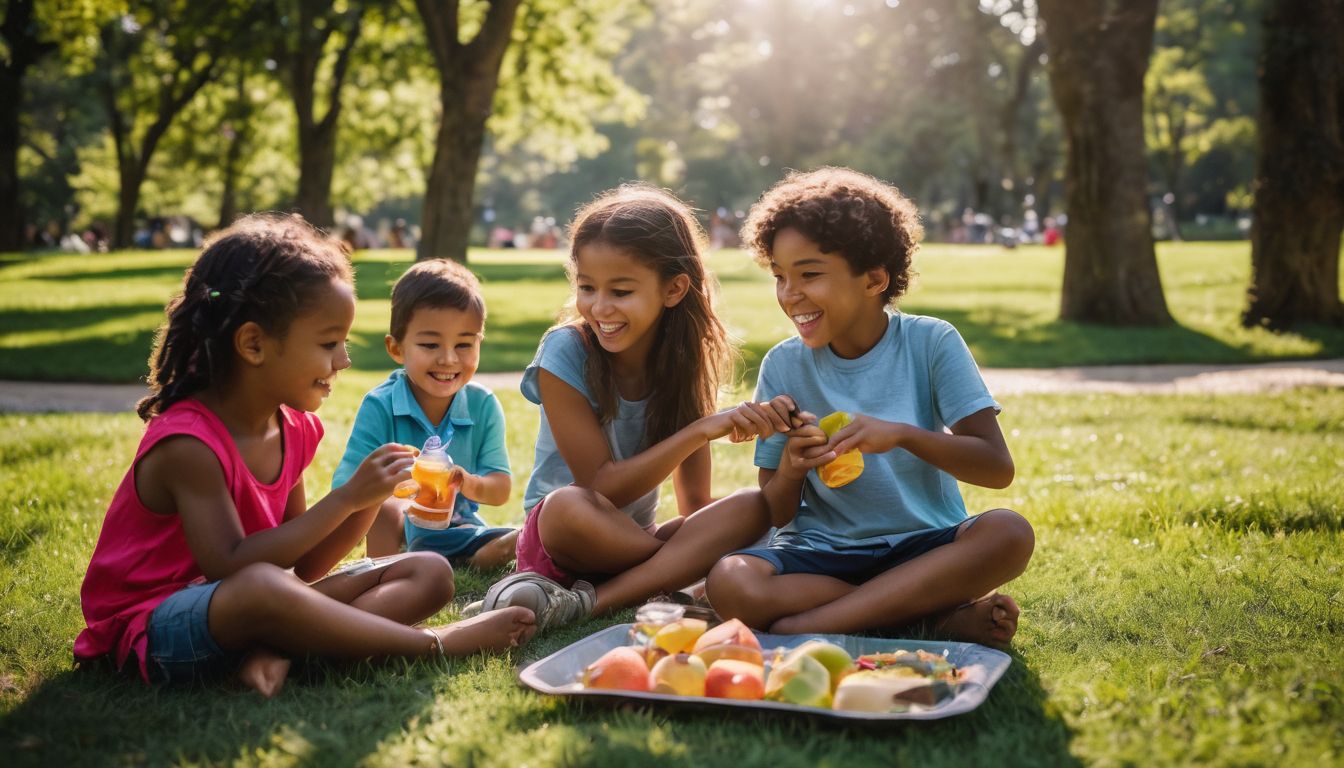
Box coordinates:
[1,373,1341,766]
[1,244,1341,765]
[2,241,1342,383]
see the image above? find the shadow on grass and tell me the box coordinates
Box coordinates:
[911,306,1254,368]
[0,662,444,768]
[0,304,164,382]
[31,265,191,284]
[352,260,572,303]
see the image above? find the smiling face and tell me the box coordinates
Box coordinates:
[573,241,688,366]
[770,227,890,359]
[386,305,483,422]
[263,277,356,412]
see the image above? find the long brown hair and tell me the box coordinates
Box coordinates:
[136,213,353,421]
[561,185,735,446]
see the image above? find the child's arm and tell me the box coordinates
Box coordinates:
[539,370,795,508]
[671,444,713,517]
[456,469,511,507]
[144,438,414,581]
[757,415,836,528]
[827,407,1014,489]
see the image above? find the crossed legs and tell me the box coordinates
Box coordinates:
[536,486,772,615]
[706,508,1034,647]
[207,552,535,697]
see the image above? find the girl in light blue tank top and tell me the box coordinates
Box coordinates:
[488,184,795,625]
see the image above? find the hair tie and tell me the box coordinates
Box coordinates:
[205,286,220,300]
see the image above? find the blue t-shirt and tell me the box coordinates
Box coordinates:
[753,312,999,552]
[332,370,511,527]
[520,327,659,527]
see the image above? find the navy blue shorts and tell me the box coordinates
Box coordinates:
[404,519,514,563]
[732,515,979,585]
[145,581,238,684]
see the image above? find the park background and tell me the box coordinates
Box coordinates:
[2,1,1343,766]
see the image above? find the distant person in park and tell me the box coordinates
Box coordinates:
[474,184,790,631]
[74,213,534,698]
[705,167,1034,648]
[331,259,519,569]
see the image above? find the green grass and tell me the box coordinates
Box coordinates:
[2,242,1342,383]
[2,379,1342,766]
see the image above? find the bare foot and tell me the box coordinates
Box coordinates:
[238,648,291,698]
[932,592,1020,648]
[430,606,537,655]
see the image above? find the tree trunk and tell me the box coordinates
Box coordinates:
[416,0,522,263]
[0,60,25,252]
[218,69,252,230]
[287,1,363,230]
[420,87,491,262]
[114,162,146,249]
[294,123,337,229]
[1242,0,1344,329]
[0,0,51,252]
[1039,0,1172,325]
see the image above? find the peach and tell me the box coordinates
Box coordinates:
[692,618,761,654]
[653,618,708,655]
[581,646,651,692]
[704,659,765,700]
[693,642,764,668]
[649,653,707,697]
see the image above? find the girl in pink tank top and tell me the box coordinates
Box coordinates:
[76,214,535,697]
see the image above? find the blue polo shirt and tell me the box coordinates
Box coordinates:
[332,370,511,528]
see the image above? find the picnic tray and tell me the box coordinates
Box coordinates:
[518,623,1012,721]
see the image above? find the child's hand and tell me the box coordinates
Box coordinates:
[710,395,806,443]
[826,414,905,456]
[339,443,417,510]
[780,423,835,480]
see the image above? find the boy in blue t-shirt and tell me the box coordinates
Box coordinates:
[332,259,517,569]
[705,168,1034,647]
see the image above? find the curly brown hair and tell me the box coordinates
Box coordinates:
[740,167,924,304]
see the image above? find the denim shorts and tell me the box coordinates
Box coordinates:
[145,580,235,684]
[732,515,979,585]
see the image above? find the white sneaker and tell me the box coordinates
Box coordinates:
[480,572,596,631]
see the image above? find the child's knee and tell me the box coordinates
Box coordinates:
[981,508,1034,563]
[218,562,302,620]
[706,556,763,608]
[402,551,455,605]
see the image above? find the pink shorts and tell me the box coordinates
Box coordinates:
[514,491,658,588]
[515,496,578,587]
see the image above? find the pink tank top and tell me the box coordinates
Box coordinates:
[74,399,323,681]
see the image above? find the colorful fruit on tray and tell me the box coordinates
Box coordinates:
[578,620,963,713]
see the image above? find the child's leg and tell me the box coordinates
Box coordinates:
[537,486,667,575]
[706,555,856,630]
[207,558,534,661]
[365,499,407,558]
[310,551,454,623]
[593,489,769,611]
[467,529,520,570]
[767,509,1034,644]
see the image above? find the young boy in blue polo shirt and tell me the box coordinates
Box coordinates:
[705,168,1035,647]
[332,259,518,569]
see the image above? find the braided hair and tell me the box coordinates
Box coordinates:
[136,213,353,421]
